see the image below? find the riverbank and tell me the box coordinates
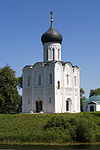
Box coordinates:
[0,143,100,150]
[1,141,100,146]
[0,112,100,144]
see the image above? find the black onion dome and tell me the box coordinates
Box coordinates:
[41,24,63,44]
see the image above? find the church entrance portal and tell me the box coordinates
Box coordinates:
[36,100,42,112]
[66,98,72,112]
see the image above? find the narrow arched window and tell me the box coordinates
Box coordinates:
[38,74,41,85]
[58,49,60,60]
[57,81,60,89]
[28,98,30,104]
[49,97,51,103]
[44,49,45,61]
[28,76,30,87]
[50,73,52,84]
[67,75,69,86]
[53,48,55,60]
[74,76,76,86]
[46,49,48,60]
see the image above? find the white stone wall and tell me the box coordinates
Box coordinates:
[73,67,80,112]
[32,63,55,113]
[22,63,55,113]
[22,61,80,113]
[54,62,80,113]
[54,62,63,113]
[64,63,74,113]
[22,66,32,113]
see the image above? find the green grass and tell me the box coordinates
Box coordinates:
[0,112,100,144]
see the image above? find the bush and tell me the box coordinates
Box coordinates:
[44,116,71,130]
[43,127,72,143]
[44,115,100,143]
[76,118,98,142]
[44,117,75,142]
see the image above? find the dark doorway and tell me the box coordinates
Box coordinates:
[36,101,42,112]
[90,106,94,112]
[66,101,69,111]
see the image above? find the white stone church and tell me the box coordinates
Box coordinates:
[22,12,80,113]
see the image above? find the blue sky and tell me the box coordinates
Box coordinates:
[0,0,100,97]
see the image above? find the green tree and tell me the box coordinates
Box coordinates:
[80,88,86,111]
[17,74,23,89]
[89,88,100,97]
[0,65,22,113]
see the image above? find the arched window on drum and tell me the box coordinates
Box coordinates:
[66,74,69,86]
[38,74,41,85]
[49,73,52,84]
[74,76,77,86]
[28,76,30,87]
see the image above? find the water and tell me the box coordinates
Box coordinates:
[0,144,100,150]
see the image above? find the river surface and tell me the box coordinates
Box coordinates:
[0,145,100,150]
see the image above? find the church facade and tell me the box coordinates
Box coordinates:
[22,12,80,113]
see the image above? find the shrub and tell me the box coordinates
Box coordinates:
[44,117,75,142]
[43,128,72,143]
[76,118,98,142]
[44,117,71,130]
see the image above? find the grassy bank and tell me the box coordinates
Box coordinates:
[0,112,100,144]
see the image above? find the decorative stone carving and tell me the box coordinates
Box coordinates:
[65,88,72,95]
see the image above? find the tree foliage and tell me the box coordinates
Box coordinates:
[80,88,86,111]
[17,74,23,89]
[89,88,100,97]
[0,65,22,113]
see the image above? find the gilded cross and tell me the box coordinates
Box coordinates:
[50,11,53,24]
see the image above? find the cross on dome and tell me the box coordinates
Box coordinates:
[41,11,62,44]
[50,11,53,24]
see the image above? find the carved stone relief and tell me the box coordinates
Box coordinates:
[65,88,72,95]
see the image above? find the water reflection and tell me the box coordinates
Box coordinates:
[0,144,100,149]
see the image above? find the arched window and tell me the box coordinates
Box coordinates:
[53,48,55,60]
[58,49,60,60]
[28,98,30,104]
[28,76,30,87]
[57,81,60,89]
[74,76,76,86]
[67,75,69,85]
[44,49,45,61]
[50,73,52,84]
[38,74,41,85]
[46,49,48,60]
[49,97,51,103]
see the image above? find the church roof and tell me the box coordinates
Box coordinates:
[23,61,79,70]
[41,11,62,44]
[83,95,100,104]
